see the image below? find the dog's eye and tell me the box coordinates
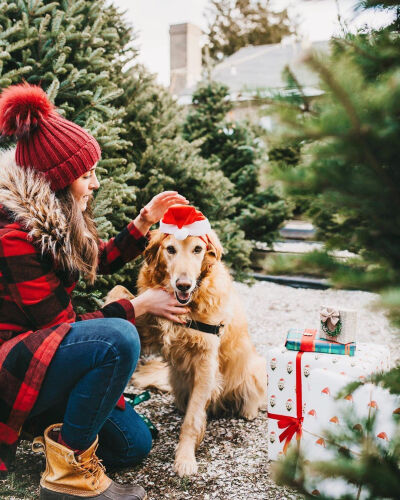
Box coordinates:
[193,246,203,254]
[166,245,176,254]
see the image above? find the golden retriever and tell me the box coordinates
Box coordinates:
[105,229,267,477]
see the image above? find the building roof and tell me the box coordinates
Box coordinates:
[178,40,329,104]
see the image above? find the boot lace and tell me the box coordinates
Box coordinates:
[73,446,106,489]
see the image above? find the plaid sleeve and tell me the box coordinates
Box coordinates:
[97,221,148,275]
[77,299,135,323]
[0,230,76,329]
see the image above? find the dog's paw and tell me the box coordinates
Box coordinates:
[259,401,268,412]
[174,456,198,477]
[104,285,134,305]
[241,408,259,421]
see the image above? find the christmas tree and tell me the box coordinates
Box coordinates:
[204,0,294,62]
[271,3,400,296]
[0,0,139,311]
[116,67,252,273]
[270,2,400,497]
[183,80,291,244]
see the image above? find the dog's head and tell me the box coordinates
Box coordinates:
[141,229,223,305]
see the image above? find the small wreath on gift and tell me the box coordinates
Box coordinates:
[321,318,342,338]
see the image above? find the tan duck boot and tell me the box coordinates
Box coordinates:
[32,423,146,500]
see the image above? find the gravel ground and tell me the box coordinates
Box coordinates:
[2,282,399,500]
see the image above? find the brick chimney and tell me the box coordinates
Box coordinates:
[169,23,202,96]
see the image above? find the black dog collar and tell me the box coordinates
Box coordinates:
[185,319,224,336]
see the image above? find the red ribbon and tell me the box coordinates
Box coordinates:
[268,413,303,453]
[268,351,304,454]
[300,328,317,352]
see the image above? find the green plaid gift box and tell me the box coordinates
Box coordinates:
[285,328,356,356]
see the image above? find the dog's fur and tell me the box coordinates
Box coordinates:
[105,229,267,477]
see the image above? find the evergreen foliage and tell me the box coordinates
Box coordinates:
[204,0,294,62]
[268,141,311,217]
[183,80,291,244]
[119,67,253,272]
[273,424,400,500]
[0,0,137,312]
[270,2,400,498]
[272,5,400,284]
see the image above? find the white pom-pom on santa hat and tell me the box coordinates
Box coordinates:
[159,205,211,240]
[174,228,189,240]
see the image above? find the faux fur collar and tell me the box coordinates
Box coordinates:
[0,148,76,272]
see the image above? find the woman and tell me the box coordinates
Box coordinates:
[0,83,189,499]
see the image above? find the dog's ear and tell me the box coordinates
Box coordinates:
[205,230,223,261]
[143,229,164,266]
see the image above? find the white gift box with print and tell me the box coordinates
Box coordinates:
[267,343,391,460]
[300,369,400,498]
[302,369,400,462]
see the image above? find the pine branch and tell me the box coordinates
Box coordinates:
[305,53,400,205]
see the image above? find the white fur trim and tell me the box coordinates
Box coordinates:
[159,219,211,240]
[0,147,76,271]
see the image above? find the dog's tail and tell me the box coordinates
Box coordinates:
[131,357,171,392]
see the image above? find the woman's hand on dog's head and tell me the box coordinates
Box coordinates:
[134,191,189,236]
[131,289,189,324]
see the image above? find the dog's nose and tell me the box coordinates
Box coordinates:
[176,281,191,292]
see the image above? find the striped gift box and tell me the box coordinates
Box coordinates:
[285,328,356,356]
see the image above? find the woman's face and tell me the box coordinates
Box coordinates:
[69,166,100,211]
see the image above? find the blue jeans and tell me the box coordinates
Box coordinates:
[27,318,152,471]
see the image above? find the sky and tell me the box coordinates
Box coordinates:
[113,0,394,87]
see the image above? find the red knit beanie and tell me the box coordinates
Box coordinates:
[0,83,101,191]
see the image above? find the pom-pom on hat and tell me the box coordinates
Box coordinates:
[0,83,101,191]
[159,205,211,240]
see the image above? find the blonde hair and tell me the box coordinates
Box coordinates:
[56,188,99,284]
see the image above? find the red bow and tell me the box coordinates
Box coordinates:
[268,351,304,454]
[277,415,303,453]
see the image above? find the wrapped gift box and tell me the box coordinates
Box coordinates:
[302,369,400,461]
[285,328,356,356]
[319,306,357,344]
[267,343,390,460]
[300,369,400,498]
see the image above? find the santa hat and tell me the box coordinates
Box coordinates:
[159,205,211,240]
[0,83,100,191]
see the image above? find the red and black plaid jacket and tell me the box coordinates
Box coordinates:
[0,206,147,473]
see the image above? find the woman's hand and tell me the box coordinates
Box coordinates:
[131,288,189,323]
[134,191,188,235]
